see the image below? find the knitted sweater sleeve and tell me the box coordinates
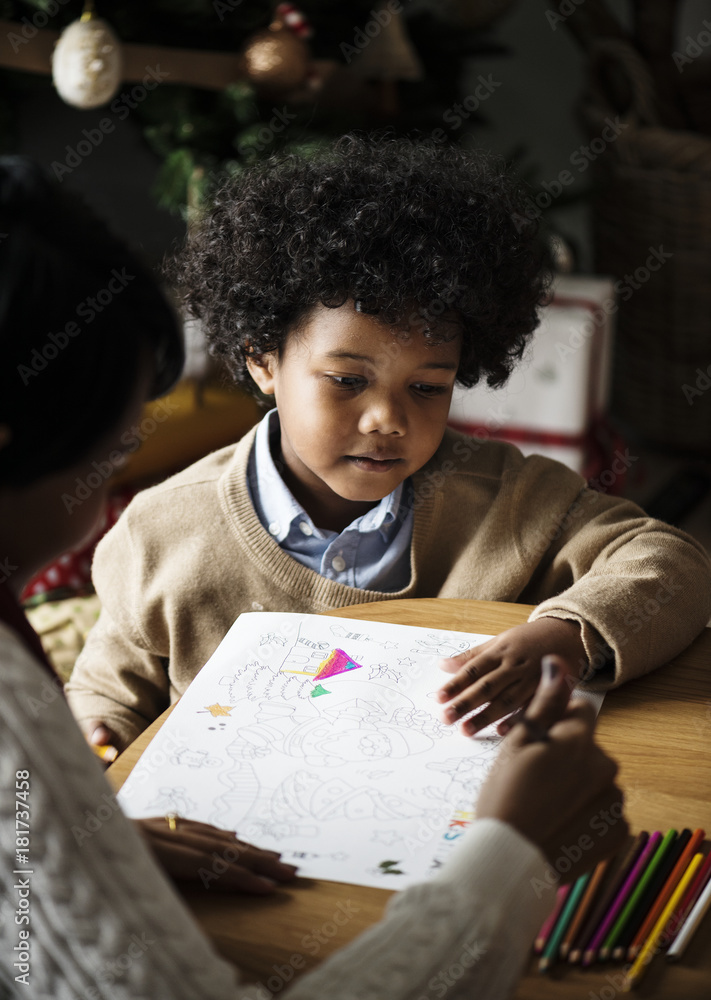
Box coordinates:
[2,628,551,1000]
[65,509,172,747]
[506,457,711,688]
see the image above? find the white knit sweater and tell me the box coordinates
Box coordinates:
[0,624,552,1000]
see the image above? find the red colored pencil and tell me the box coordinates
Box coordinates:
[534,884,571,954]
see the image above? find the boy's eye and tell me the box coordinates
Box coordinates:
[413,383,448,396]
[327,375,367,390]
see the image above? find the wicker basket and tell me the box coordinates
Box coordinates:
[581,38,711,453]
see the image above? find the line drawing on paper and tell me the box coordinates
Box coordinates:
[410,634,471,658]
[170,748,221,768]
[146,786,198,816]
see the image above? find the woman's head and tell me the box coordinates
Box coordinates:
[0,156,183,489]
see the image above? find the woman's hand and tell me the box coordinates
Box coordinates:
[436,618,587,736]
[135,817,298,894]
[476,655,627,882]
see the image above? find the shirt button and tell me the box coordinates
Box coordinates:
[331,555,346,572]
[268,521,280,536]
[299,521,314,536]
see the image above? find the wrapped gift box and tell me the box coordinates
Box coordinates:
[448,274,617,478]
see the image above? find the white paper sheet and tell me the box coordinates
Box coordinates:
[118,612,602,889]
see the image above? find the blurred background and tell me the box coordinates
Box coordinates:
[2,0,710,647]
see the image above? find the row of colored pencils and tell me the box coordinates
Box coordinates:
[534,828,711,989]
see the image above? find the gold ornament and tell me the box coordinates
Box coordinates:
[51,3,122,110]
[243,16,310,93]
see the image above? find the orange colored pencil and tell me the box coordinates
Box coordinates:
[628,827,705,960]
[561,860,609,960]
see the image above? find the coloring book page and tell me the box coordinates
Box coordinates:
[118,613,509,888]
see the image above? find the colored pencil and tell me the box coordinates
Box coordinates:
[561,860,609,960]
[623,853,703,990]
[539,873,591,972]
[582,832,661,967]
[91,743,119,762]
[627,827,700,960]
[534,884,571,954]
[569,832,648,965]
[667,862,711,961]
[666,848,711,947]
[614,828,684,960]
[604,828,678,960]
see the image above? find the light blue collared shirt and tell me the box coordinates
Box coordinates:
[247,409,413,592]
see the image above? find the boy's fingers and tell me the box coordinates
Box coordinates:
[461,677,540,737]
[437,647,511,704]
[85,721,124,759]
[87,721,119,745]
[439,664,512,723]
[438,642,489,675]
[516,655,574,737]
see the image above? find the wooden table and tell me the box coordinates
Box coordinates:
[108,599,711,999]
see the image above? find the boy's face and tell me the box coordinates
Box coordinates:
[247,302,461,532]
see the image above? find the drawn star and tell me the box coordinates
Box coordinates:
[381,641,398,650]
[202,703,235,717]
[397,657,414,666]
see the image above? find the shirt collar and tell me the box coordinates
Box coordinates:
[253,408,405,542]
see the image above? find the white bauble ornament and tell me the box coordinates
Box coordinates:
[52,15,123,110]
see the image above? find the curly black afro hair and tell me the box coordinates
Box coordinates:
[167,133,551,396]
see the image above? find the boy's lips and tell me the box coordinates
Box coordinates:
[346,453,404,473]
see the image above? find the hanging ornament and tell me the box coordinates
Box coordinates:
[51,2,123,110]
[242,5,312,94]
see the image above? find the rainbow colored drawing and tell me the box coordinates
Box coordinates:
[314,648,363,681]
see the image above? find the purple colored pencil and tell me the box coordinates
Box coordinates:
[582,831,662,966]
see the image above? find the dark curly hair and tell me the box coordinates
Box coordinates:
[167,134,551,395]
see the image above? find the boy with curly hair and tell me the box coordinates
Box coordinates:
[67,135,711,751]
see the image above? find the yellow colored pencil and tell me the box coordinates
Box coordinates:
[90,743,119,762]
[623,853,703,991]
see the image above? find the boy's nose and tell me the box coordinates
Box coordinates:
[358,394,407,436]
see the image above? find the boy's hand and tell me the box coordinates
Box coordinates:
[86,719,126,763]
[436,618,587,736]
[135,817,298,894]
[476,655,627,881]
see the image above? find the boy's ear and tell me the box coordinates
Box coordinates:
[246,354,277,396]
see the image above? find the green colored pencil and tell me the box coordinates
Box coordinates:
[600,828,677,959]
[539,872,592,973]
